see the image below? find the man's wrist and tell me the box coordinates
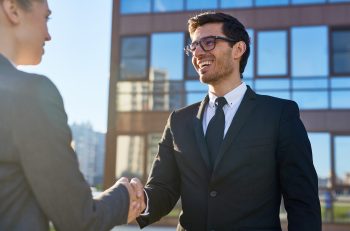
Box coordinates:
[140,189,149,216]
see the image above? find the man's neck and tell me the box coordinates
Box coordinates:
[208,77,242,97]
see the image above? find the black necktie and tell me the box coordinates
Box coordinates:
[205,97,227,168]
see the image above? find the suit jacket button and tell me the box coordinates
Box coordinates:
[210,191,217,197]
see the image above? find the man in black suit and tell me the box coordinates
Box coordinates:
[137,12,321,231]
[0,0,144,230]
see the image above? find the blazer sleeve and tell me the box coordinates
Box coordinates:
[137,112,181,228]
[11,76,129,231]
[277,101,322,231]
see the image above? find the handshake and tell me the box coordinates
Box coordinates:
[116,177,146,223]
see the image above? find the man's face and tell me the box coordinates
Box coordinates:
[16,0,51,65]
[191,23,235,85]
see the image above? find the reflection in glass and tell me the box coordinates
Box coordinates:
[332,30,350,74]
[334,136,350,186]
[292,0,325,4]
[117,81,185,111]
[147,133,162,173]
[221,0,252,8]
[331,77,350,88]
[120,37,148,80]
[116,136,144,179]
[292,91,328,109]
[331,91,350,109]
[292,79,328,90]
[154,0,184,12]
[117,82,149,111]
[185,81,207,105]
[244,29,254,78]
[255,79,289,90]
[149,81,185,110]
[120,0,151,14]
[292,26,328,77]
[308,133,331,182]
[187,93,206,105]
[186,36,198,79]
[186,0,217,10]
[245,80,254,88]
[185,81,208,92]
[258,31,287,76]
[151,33,184,80]
[255,0,288,6]
[256,90,290,100]
[329,0,350,2]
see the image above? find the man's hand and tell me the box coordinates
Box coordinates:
[130,178,146,213]
[116,177,145,223]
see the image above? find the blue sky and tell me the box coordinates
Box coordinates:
[19,1,113,133]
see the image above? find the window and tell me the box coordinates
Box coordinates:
[255,79,290,99]
[255,0,288,7]
[154,0,184,12]
[331,28,350,75]
[244,29,254,79]
[334,136,350,186]
[151,33,184,81]
[116,82,149,111]
[185,36,198,79]
[147,133,162,173]
[186,0,218,10]
[331,77,350,108]
[291,26,328,77]
[291,0,325,4]
[185,81,207,105]
[120,0,151,14]
[116,136,145,179]
[220,0,252,8]
[292,91,328,109]
[120,36,148,80]
[257,30,288,76]
[308,133,331,185]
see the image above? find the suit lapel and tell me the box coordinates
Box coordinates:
[193,95,211,170]
[213,86,257,171]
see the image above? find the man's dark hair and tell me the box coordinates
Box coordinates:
[188,12,250,78]
[0,0,43,10]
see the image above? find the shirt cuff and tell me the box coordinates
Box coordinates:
[140,189,150,216]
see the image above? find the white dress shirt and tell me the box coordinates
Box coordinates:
[203,82,247,137]
[141,82,247,216]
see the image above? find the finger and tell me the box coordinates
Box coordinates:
[130,178,143,198]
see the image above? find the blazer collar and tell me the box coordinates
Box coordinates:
[194,95,211,170]
[0,53,16,70]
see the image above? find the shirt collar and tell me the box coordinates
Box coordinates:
[208,82,247,108]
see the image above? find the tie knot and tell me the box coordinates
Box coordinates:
[215,97,227,109]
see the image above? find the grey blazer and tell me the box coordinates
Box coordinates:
[0,54,128,231]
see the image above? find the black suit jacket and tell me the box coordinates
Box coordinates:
[0,54,129,231]
[138,86,321,231]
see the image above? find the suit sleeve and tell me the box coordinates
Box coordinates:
[137,112,181,228]
[11,76,129,231]
[277,101,321,231]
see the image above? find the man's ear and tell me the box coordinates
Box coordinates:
[233,41,247,60]
[1,0,22,24]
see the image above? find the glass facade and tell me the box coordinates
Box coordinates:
[112,0,350,226]
[257,30,288,76]
[120,0,350,14]
[153,0,184,12]
[120,36,148,80]
[332,29,350,74]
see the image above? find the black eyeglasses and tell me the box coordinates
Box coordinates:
[184,36,238,56]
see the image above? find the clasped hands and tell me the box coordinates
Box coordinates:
[117,177,146,223]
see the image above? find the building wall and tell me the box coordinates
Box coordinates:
[106,0,350,224]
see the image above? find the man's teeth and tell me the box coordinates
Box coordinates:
[199,61,213,68]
